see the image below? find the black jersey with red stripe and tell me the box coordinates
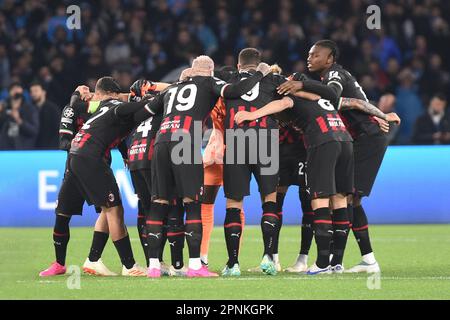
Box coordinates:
[70,98,142,160]
[279,125,305,156]
[223,71,286,131]
[322,64,381,137]
[146,72,265,145]
[279,125,303,145]
[148,76,230,145]
[279,97,353,148]
[128,114,163,171]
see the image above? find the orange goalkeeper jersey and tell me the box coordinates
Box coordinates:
[204,98,226,185]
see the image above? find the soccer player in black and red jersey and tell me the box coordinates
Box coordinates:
[69,76,156,276]
[241,65,315,274]
[213,49,289,276]
[271,69,316,274]
[235,89,355,275]
[127,80,187,276]
[278,40,401,273]
[39,85,123,276]
[143,55,270,278]
[128,81,164,268]
[275,125,314,272]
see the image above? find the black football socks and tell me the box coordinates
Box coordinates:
[261,201,279,260]
[184,201,203,259]
[224,207,242,268]
[352,205,373,256]
[299,189,314,255]
[137,207,149,266]
[88,231,109,262]
[167,201,185,269]
[273,193,286,257]
[147,202,169,260]
[330,207,350,266]
[113,235,135,269]
[53,215,71,266]
[313,207,333,268]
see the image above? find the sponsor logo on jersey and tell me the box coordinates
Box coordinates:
[160,119,181,131]
[129,143,147,155]
[61,117,73,124]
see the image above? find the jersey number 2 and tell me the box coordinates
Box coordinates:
[81,106,109,130]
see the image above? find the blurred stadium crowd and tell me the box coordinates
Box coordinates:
[0,0,449,149]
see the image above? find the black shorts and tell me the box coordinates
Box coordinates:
[306,141,354,199]
[353,133,388,197]
[130,168,152,209]
[223,150,278,200]
[69,154,122,208]
[56,158,101,215]
[151,142,203,200]
[278,144,307,187]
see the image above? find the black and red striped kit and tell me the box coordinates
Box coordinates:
[278,97,354,198]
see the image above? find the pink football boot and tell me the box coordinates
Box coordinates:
[39,262,66,277]
[147,267,161,278]
[187,265,219,278]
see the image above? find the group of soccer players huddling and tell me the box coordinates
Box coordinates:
[39,39,400,278]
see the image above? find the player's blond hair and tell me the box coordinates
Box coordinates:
[270,64,282,74]
[190,55,214,77]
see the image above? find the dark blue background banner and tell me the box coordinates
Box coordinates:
[0,146,449,227]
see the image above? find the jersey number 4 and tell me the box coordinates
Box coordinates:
[166,84,198,114]
[136,118,153,138]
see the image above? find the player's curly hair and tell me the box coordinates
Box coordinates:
[315,39,339,62]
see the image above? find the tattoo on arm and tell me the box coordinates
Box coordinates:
[339,97,387,120]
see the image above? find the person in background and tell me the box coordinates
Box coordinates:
[412,94,450,145]
[30,81,61,149]
[378,93,399,145]
[394,68,423,144]
[0,82,39,150]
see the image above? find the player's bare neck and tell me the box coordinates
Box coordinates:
[320,63,334,77]
[239,65,257,73]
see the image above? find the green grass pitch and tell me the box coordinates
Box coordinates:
[1,225,449,299]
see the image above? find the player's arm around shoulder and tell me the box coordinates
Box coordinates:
[220,62,271,98]
[338,97,401,131]
[234,96,294,125]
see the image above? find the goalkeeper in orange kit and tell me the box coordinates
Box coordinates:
[200,97,245,270]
